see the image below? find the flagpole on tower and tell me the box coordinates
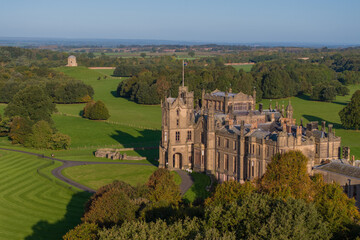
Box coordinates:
[182,59,185,87]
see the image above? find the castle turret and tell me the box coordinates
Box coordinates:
[252,88,256,110]
[159,85,195,170]
[206,103,216,174]
[225,92,229,113]
[286,99,293,119]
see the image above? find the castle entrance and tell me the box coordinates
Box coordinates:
[173,153,182,169]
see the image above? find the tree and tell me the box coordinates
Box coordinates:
[205,181,255,206]
[24,120,53,149]
[8,116,32,144]
[63,223,99,240]
[83,188,138,228]
[204,193,331,240]
[312,174,360,239]
[260,151,314,201]
[188,51,195,57]
[0,116,10,137]
[87,52,95,59]
[140,53,147,58]
[146,168,181,205]
[339,90,360,130]
[4,85,56,123]
[50,132,71,150]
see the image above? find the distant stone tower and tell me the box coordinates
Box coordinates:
[66,55,78,67]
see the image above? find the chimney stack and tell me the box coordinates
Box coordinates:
[321,121,326,131]
[328,124,333,134]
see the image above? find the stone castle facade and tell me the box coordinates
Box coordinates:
[159,86,341,182]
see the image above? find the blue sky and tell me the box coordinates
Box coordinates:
[1,0,359,44]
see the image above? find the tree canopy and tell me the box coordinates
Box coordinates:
[339,90,360,130]
[4,85,56,124]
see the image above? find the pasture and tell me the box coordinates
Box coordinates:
[0,150,89,240]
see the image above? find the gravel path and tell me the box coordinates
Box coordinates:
[0,147,193,194]
[175,170,194,195]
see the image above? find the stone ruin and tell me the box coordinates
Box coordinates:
[95,148,146,161]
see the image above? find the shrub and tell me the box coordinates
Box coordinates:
[63,223,99,240]
[50,132,71,150]
[82,100,110,120]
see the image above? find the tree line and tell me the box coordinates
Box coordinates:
[0,66,94,103]
[64,151,360,239]
[0,85,71,149]
[115,57,358,105]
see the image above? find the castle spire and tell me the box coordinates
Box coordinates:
[182,60,185,87]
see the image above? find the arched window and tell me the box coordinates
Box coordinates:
[176,109,180,116]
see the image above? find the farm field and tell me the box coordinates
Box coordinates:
[231,64,253,72]
[91,51,212,59]
[62,164,157,190]
[0,150,89,240]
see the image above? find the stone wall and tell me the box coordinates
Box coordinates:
[95,148,146,160]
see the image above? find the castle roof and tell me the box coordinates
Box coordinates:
[248,129,271,139]
[315,162,360,179]
[68,55,76,59]
[211,91,237,97]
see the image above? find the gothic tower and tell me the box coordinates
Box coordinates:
[159,86,195,170]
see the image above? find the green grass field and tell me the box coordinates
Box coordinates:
[231,64,253,72]
[56,67,161,129]
[0,150,90,240]
[62,164,157,190]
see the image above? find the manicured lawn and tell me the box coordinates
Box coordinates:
[0,150,90,240]
[171,171,182,186]
[184,172,211,202]
[55,67,161,129]
[62,164,157,190]
[231,64,253,72]
[53,114,160,149]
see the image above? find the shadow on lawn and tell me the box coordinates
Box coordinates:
[110,128,161,166]
[332,101,349,106]
[25,191,91,240]
[297,94,349,106]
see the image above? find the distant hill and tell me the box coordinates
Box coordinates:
[0,37,359,48]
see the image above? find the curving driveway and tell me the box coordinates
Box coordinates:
[0,147,192,194]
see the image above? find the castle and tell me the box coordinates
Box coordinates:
[159,85,342,182]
